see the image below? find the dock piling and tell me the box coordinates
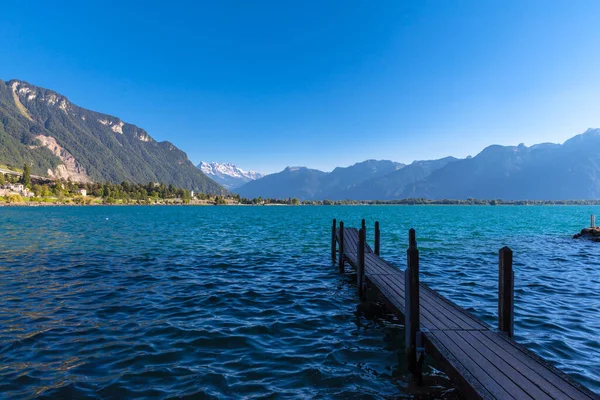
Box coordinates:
[358,227,366,297]
[405,228,422,382]
[331,219,337,262]
[361,218,366,232]
[374,221,380,256]
[498,246,514,338]
[591,214,596,229]
[338,221,345,272]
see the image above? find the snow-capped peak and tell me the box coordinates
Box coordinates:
[198,162,263,189]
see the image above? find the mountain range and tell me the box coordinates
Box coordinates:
[0,79,225,194]
[198,162,263,189]
[236,130,600,200]
[3,79,600,200]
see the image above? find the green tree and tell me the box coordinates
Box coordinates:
[41,185,51,197]
[0,173,5,185]
[53,184,63,196]
[21,163,31,188]
[32,184,43,197]
[214,196,227,205]
[6,193,24,203]
[291,198,300,205]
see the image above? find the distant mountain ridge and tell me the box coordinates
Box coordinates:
[0,79,226,194]
[236,130,600,200]
[345,157,458,200]
[404,129,600,200]
[198,161,263,189]
[236,160,405,200]
[236,166,327,200]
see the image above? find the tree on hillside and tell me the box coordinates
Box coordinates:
[0,173,5,185]
[22,163,31,188]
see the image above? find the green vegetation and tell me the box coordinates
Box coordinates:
[3,170,600,206]
[5,193,23,203]
[1,175,199,205]
[0,79,226,194]
[21,163,31,188]
[214,195,228,205]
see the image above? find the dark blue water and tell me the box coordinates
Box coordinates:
[1,206,599,398]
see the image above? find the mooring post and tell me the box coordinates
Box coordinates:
[331,219,337,262]
[361,218,366,232]
[338,221,345,272]
[358,227,366,297]
[405,228,422,383]
[374,221,380,256]
[498,246,514,338]
[591,214,596,229]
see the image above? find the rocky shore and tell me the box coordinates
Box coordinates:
[573,227,600,242]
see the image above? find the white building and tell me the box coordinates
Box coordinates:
[1,183,33,197]
[79,189,87,196]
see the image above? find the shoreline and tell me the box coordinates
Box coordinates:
[1,202,599,207]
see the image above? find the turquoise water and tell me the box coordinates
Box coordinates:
[0,205,599,398]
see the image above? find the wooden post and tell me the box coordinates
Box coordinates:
[374,221,380,256]
[498,246,514,338]
[338,221,345,272]
[331,219,337,262]
[357,227,366,297]
[361,218,366,232]
[405,228,421,382]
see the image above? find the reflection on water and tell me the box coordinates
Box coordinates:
[0,205,598,398]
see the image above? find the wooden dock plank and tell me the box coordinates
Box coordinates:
[365,260,485,331]
[365,266,458,331]
[334,221,600,400]
[479,331,597,400]
[427,330,519,399]
[448,330,552,399]
[367,272,445,331]
[466,331,577,400]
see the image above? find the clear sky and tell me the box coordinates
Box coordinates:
[2,1,600,174]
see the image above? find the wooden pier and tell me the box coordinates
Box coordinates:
[331,219,599,400]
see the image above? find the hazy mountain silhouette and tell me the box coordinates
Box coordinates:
[236,166,327,199]
[237,129,600,200]
[402,129,600,200]
[236,160,402,200]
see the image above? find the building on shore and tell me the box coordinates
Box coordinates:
[0,183,33,197]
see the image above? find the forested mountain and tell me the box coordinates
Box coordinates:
[237,130,600,200]
[0,79,225,194]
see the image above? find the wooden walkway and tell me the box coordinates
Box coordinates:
[332,220,599,400]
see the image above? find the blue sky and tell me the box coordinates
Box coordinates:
[2,1,600,174]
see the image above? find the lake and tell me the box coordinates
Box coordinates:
[0,205,598,398]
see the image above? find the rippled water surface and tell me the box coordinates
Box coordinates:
[0,205,599,398]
